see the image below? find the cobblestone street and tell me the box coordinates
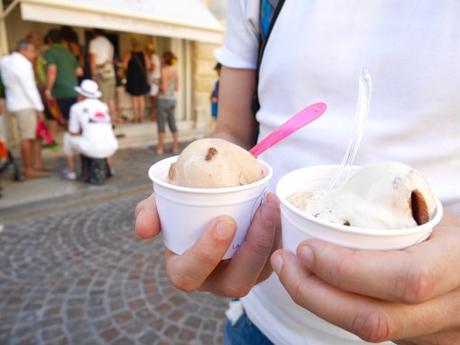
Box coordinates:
[0,147,228,345]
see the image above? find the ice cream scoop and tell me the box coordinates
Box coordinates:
[288,162,437,229]
[168,138,264,188]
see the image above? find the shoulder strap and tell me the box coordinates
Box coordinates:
[253,0,285,114]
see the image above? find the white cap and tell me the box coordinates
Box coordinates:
[74,79,102,99]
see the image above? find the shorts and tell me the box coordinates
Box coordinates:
[157,98,177,134]
[9,109,37,140]
[63,133,117,159]
[57,97,77,120]
[97,76,116,103]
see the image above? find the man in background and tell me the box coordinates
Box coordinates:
[44,29,82,122]
[89,29,117,123]
[62,79,117,181]
[0,40,47,178]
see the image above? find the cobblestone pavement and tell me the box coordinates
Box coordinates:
[0,192,228,345]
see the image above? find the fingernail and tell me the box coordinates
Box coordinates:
[272,254,283,273]
[266,193,280,207]
[215,221,235,241]
[299,246,313,267]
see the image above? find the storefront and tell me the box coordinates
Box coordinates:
[0,0,224,137]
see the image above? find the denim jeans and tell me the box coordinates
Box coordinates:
[224,311,273,345]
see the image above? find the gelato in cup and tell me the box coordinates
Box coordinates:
[277,163,443,252]
[148,139,273,259]
[273,163,443,344]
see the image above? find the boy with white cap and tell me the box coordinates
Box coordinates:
[62,79,118,180]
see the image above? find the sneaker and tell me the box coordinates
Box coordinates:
[62,169,77,181]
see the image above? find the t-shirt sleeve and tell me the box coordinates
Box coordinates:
[68,105,80,133]
[44,50,56,66]
[214,0,259,69]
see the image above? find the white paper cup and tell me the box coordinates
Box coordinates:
[148,156,273,259]
[276,165,444,252]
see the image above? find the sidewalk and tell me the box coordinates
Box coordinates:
[0,138,195,221]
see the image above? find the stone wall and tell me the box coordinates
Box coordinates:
[192,42,220,131]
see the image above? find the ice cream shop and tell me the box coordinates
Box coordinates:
[0,0,225,141]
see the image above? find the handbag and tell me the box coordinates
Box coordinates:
[36,121,55,145]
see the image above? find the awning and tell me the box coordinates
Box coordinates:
[19,0,224,43]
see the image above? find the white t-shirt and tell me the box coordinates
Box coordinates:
[0,52,44,112]
[89,36,114,66]
[216,1,460,344]
[68,98,118,159]
[151,53,161,80]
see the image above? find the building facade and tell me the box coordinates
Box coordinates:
[0,0,225,139]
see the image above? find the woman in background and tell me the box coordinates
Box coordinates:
[123,38,150,123]
[155,51,178,155]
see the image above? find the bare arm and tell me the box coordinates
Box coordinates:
[144,53,152,71]
[89,53,97,79]
[45,65,57,97]
[213,66,258,148]
[122,52,130,71]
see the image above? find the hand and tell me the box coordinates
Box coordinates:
[37,111,45,122]
[44,89,52,99]
[135,192,281,296]
[271,213,460,344]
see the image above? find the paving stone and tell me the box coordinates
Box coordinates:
[112,336,135,345]
[120,320,144,335]
[1,148,228,345]
[138,330,159,345]
[99,327,119,342]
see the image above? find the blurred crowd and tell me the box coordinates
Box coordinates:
[0,26,180,185]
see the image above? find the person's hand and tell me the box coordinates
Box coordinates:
[37,111,45,122]
[135,192,281,296]
[44,89,52,99]
[271,213,460,344]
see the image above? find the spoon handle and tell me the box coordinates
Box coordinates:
[327,69,372,192]
[249,102,327,158]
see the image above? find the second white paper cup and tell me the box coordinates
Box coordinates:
[149,156,273,259]
[276,165,444,252]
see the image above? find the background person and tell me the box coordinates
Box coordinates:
[27,32,57,145]
[0,40,47,178]
[135,1,460,345]
[210,62,221,130]
[146,43,161,121]
[123,38,151,123]
[89,29,117,124]
[156,51,179,155]
[44,29,83,123]
[60,26,83,69]
[62,79,117,180]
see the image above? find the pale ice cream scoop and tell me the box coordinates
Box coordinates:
[168,138,264,188]
[288,162,437,229]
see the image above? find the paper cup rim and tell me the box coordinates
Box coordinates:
[277,165,444,236]
[149,155,273,194]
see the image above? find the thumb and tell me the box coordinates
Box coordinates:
[135,193,161,239]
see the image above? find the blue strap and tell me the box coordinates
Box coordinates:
[261,0,274,39]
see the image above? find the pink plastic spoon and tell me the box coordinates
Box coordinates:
[249,102,327,157]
